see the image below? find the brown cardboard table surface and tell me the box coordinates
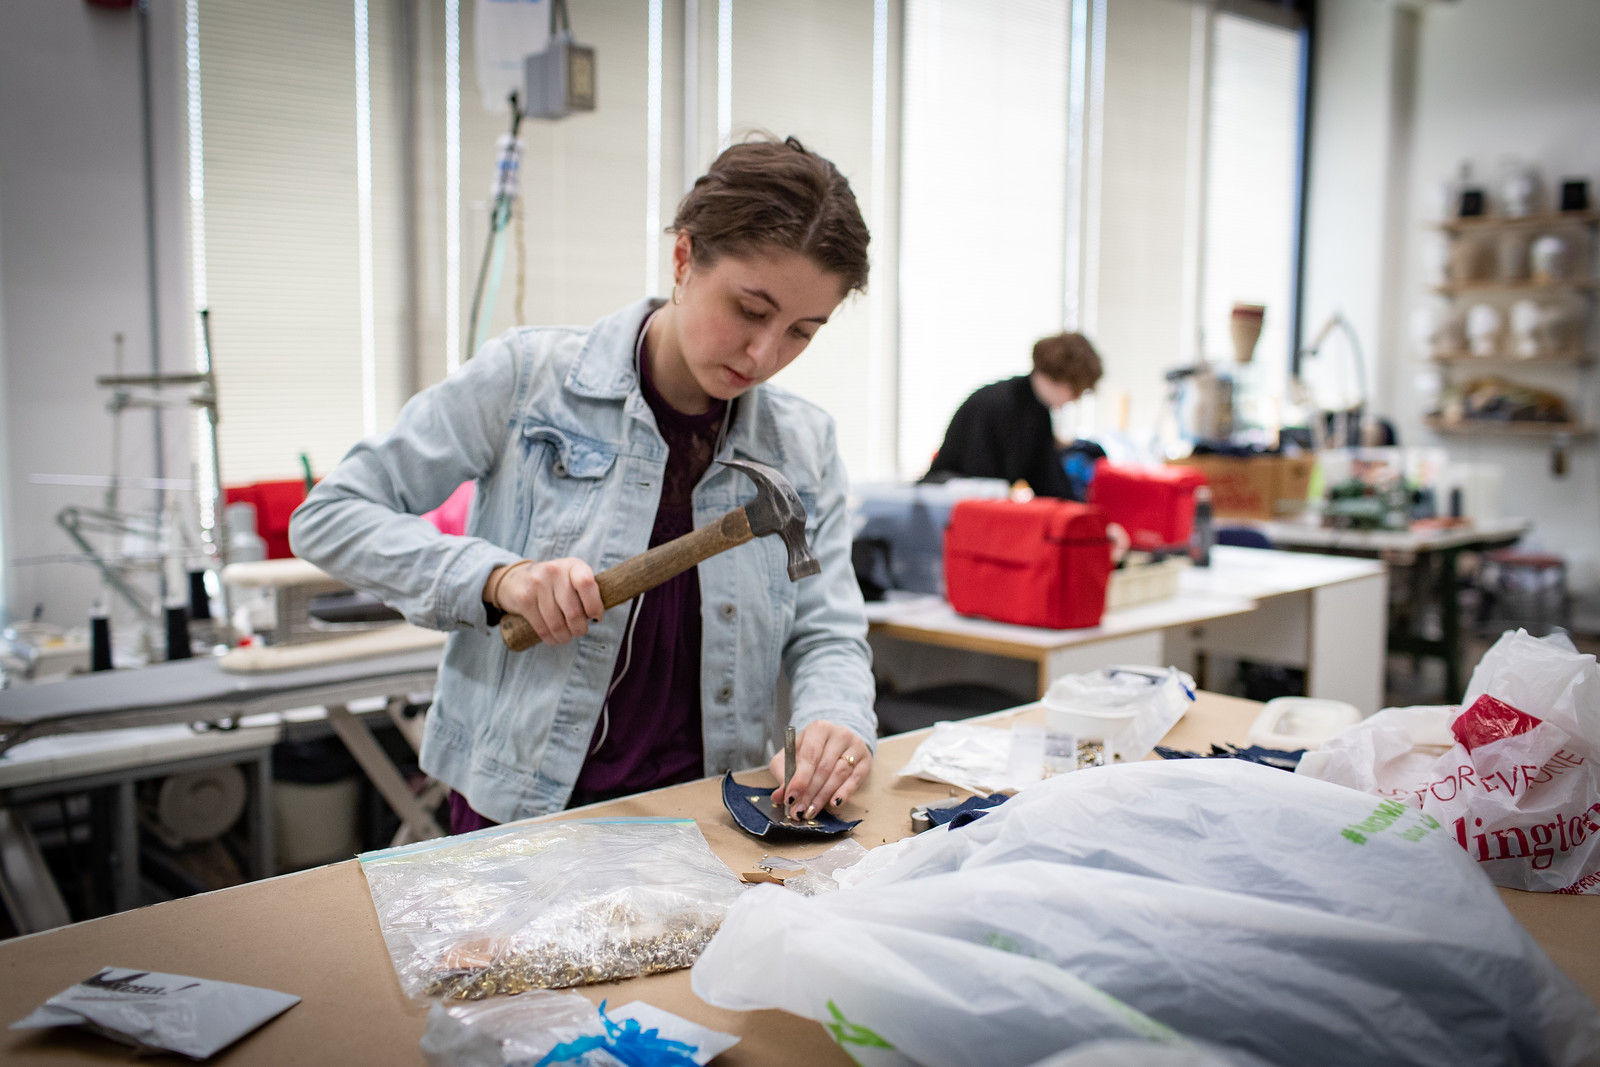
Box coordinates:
[1,691,1595,1064]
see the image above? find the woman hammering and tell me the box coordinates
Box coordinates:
[289,137,877,833]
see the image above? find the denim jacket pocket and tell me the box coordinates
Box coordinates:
[517,422,618,558]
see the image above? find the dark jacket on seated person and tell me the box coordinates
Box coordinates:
[924,375,1074,498]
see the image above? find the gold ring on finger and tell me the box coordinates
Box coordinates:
[842,753,857,767]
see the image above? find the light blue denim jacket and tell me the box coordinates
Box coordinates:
[288,298,876,822]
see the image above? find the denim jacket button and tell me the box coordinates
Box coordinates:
[715,684,733,703]
[719,603,737,620]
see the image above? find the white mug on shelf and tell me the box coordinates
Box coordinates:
[1530,235,1572,284]
[1509,299,1542,357]
[1465,303,1504,357]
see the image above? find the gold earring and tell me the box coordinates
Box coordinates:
[671,282,682,305]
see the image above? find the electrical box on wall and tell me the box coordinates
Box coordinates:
[524,31,595,119]
[523,0,595,123]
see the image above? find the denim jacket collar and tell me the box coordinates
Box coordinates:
[564,297,658,400]
[564,296,787,473]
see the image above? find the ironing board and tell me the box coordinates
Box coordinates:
[0,647,447,929]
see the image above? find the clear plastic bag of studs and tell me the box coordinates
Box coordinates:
[360,818,746,1000]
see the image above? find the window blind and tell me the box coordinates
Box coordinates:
[193,0,406,483]
[727,0,882,481]
[1093,0,1200,435]
[898,0,1070,479]
[1199,8,1303,418]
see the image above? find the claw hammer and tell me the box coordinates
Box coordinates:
[499,458,820,651]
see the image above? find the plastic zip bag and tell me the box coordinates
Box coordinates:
[419,993,739,1067]
[1299,629,1600,893]
[895,721,1031,794]
[10,967,299,1059]
[692,759,1600,1067]
[361,818,745,1000]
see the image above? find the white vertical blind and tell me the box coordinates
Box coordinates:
[192,0,405,483]
[1093,0,1199,434]
[898,0,1069,478]
[1199,10,1302,419]
[727,0,878,481]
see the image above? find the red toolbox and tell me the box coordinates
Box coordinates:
[1088,461,1208,550]
[943,498,1113,629]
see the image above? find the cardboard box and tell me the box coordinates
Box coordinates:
[1171,454,1314,520]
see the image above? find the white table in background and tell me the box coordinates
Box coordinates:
[1251,516,1530,700]
[866,546,1388,714]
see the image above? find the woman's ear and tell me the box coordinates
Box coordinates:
[671,232,693,284]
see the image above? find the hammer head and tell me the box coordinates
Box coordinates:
[719,458,822,582]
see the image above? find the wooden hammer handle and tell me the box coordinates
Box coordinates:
[499,508,755,651]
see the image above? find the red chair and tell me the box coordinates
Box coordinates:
[224,480,309,559]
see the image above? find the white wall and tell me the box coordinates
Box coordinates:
[1306,0,1600,596]
[0,0,190,627]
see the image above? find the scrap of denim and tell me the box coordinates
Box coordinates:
[1154,743,1306,771]
[926,792,1011,830]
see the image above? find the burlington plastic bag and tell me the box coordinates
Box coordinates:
[690,758,1600,1067]
[360,818,745,1000]
[1299,629,1600,893]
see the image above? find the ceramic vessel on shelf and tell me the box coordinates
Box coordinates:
[1466,304,1504,356]
[1497,159,1541,219]
[1509,300,1541,357]
[1530,235,1572,284]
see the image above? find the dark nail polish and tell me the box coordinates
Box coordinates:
[832,797,842,807]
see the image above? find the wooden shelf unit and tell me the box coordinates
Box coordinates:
[1424,415,1596,438]
[1429,350,1593,366]
[1436,210,1597,233]
[1432,278,1594,297]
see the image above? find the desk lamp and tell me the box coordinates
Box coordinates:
[1296,311,1375,449]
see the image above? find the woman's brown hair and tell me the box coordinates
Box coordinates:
[670,136,870,295]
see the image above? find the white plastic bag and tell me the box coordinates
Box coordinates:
[1044,665,1195,764]
[691,759,1600,1067]
[895,720,1020,794]
[1299,629,1600,893]
[897,667,1194,794]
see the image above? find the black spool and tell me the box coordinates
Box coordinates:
[90,614,113,672]
[187,569,212,621]
[165,604,192,661]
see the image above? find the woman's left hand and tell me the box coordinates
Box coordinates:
[768,720,872,820]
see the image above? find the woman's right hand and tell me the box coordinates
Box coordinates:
[489,558,605,644]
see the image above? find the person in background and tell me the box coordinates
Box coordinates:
[290,137,877,833]
[923,332,1104,499]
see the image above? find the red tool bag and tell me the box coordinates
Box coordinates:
[1088,461,1209,550]
[943,499,1113,629]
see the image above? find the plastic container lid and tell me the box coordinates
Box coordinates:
[1246,696,1362,751]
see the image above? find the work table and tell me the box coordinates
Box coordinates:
[2,691,1595,1065]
